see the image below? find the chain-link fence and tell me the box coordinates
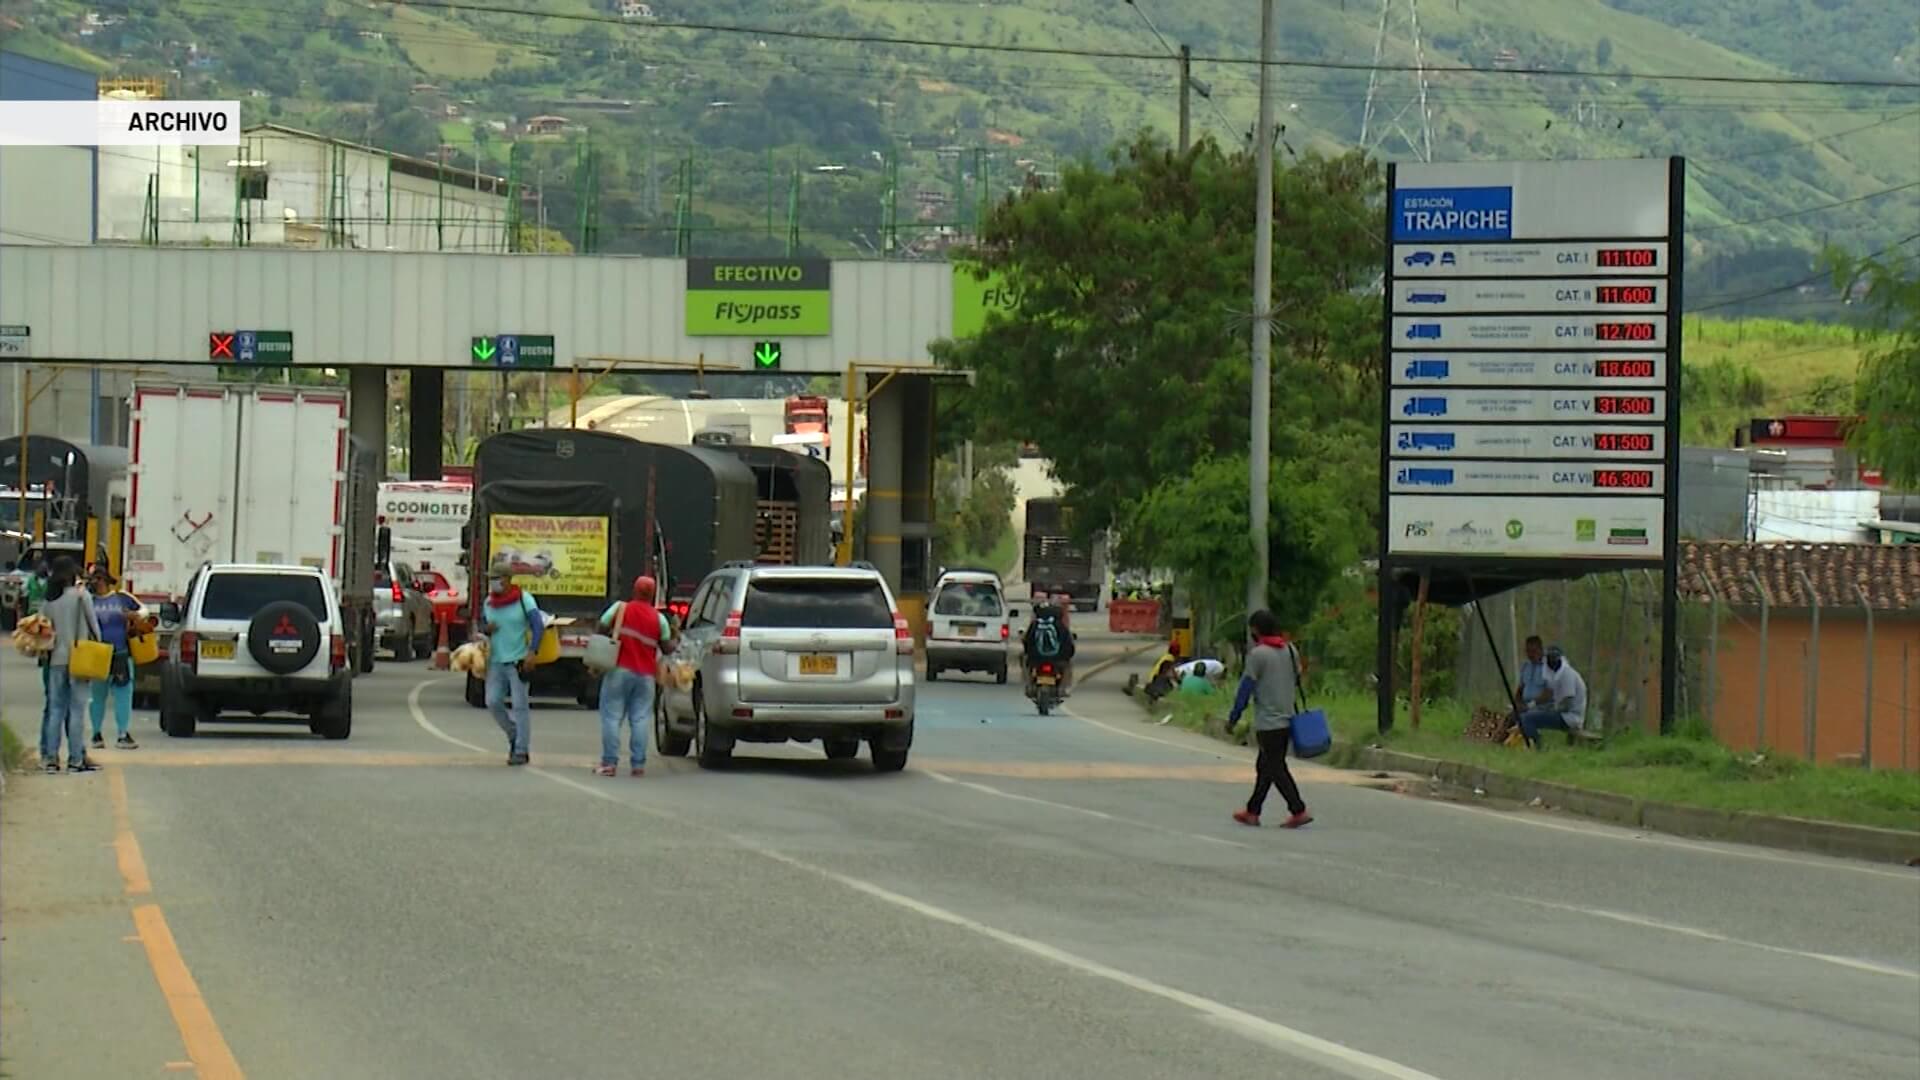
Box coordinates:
[1453,571,1919,771]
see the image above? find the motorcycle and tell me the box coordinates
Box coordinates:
[1028,661,1062,715]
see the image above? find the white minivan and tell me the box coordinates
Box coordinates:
[924,569,1018,684]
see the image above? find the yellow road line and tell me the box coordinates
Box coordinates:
[132,905,246,1080]
[108,767,152,895]
[111,766,246,1079]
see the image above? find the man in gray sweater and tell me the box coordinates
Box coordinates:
[39,558,102,773]
[1229,609,1312,829]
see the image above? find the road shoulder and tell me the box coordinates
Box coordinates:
[1,766,194,1078]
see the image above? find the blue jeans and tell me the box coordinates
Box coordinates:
[91,660,134,738]
[1518,708,1568,746]
[42,668,87,767]
[598,668,654,768]
[486,663,531,756]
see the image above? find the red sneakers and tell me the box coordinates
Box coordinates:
[1280,811,1314,829]
[1232,809,1260,827]
[629,767,645,777]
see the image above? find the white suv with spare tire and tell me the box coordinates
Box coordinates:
[158,563,354,739]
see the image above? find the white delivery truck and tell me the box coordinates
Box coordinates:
[125,383,376,675]
[378,478,472,616]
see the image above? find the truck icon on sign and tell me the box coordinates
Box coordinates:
[1404,359,1450,380]
[1395,467,1454,487]
[1401,397,1448,417]
[1405,323,1442,341]
[1397,431,1455,452]
[1405,290,1448,304]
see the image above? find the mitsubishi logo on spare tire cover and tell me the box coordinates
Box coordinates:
[248,600,323,675]
[556,439,575,459]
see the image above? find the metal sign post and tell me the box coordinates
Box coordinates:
[1376,157,1685,735]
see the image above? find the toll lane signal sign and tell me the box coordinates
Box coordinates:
[753,341,782,370]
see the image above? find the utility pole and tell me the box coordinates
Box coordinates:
[1248,0,1276,618]
[1177,44,1192,153]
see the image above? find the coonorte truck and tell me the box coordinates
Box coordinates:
[1021,496,1107,612]
[464,430,755,707]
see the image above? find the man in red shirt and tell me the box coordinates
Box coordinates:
[595,576,673,777]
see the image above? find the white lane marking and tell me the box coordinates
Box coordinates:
[406,680,1441,1079]
[1526,900,1920,981]
[407,682,493,754]
[1061,702,1247,760]
[1062,701,1918,883]
[1412,793,1920,883]
[921,768,1249,849]
[727,833,1444,1080]
[410,679,1913,988]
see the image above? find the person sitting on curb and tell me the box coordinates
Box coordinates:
[1516,644,1588,747]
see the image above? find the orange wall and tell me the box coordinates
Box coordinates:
[1703,614,1920,770]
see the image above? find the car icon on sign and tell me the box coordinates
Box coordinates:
[1403,251,1435,267]
[1440,252,1457,266]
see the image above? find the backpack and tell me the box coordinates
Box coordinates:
[1030,617,1064,660]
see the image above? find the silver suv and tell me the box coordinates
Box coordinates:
[158,563,353,739]
[372,559,436,661]
[656,563,915,772]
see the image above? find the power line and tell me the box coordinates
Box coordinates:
[1689,231,1920,313]
[1120,0,1242,143]
[1693,181,1920,233]
[1693,108,1920,163]
[376,0,1920,91]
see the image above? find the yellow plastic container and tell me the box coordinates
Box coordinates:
[128,631,160,667]
[533,625,561,665]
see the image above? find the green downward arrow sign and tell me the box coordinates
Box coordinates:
[472,336,498,363]
[753,341,781,369]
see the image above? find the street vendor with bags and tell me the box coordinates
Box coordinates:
[86,564,152,751]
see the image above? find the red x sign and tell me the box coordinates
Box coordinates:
[209,332,235,359]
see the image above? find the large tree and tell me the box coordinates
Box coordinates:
[931,134,1381,536]
[1826,246,1920,487]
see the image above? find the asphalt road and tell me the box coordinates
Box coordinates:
[3,642,1916,1080]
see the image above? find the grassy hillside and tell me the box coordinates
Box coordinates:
[6,0,1915,304]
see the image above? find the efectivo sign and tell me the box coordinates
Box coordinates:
[684,258,831,336]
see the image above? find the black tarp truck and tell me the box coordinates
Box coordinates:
[1022,496,1106,612]
[463,430,755,708]
[718,445,833,567]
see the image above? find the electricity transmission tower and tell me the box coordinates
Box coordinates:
[1359,0,1435,161]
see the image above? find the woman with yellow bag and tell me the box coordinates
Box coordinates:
[39,557,104,774]
[86,565,147,751]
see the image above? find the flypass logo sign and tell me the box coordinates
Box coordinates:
[685,258,831,336]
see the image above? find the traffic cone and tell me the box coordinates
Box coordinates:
[431,609,452,671]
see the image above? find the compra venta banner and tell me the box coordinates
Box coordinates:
[487,514,610,597]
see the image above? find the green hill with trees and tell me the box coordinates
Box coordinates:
[8,0,1914,317]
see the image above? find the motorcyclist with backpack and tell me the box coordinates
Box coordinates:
[1021,600,1076,698]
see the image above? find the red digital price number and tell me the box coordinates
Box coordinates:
[1594,469,1656,489]
[1594,432,1656,452]
[1595,285,1658,305]
[1595,358,1657,378]
[1597,248,1659,268]
[1596,321,1658,342]
[1595,395,1657,416]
